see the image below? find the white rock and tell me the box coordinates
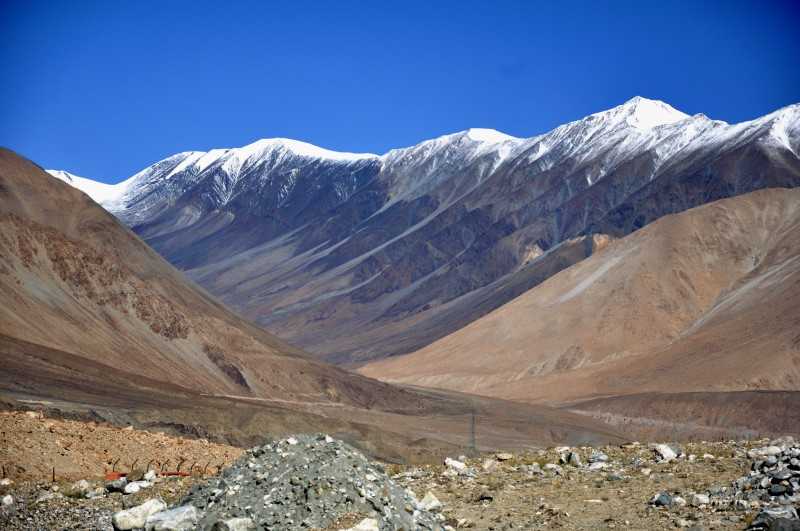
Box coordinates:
[144,470,157,482]
[123,482,141,495]
[286,437,299,445]
[495,453,513,461]
[72,479,91,494]
[588,462,608,471]
[481,459,498,472]
[0,478,13,486]
[691,493,710,507]
[640,468,652,476]
[112,498,167,530]
[673,496,687,507]
[653,444,677,462]
[444,457,466,471]
[2,494,13,506]
[344,518,379,531]
[145,505,198,530]
[420,491,442,512]
[702,453,715,460]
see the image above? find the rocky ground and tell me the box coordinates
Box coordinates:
[0,416,798,530]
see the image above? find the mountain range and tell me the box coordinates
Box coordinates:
[49,97,800,369]
[1,148,626,457]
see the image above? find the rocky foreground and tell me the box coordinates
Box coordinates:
[1,431,799,530]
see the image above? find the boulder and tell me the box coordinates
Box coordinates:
[112,498,167,530]
[145,505,199,530]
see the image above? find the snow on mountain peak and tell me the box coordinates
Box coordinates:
[583,96,690,131]
[47,169,125,204]
[615,96,690,129]
[463,128,519,143]
[239,138,379,162]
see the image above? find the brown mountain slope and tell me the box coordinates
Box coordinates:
[0,148,626,455]
[360,188,800,405]
[0,147,418,408]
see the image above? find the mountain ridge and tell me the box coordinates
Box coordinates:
[44,97,800,365]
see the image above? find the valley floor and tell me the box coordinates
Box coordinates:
[1,410,796,530]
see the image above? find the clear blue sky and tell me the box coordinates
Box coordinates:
[2,0,799,183]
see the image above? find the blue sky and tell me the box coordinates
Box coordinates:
[1,0,799,183]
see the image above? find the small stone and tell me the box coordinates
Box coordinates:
[641,468,652,476]
[107,477,128,493]
[654,444,677,462]
[673,496,687,507]
[0,478,13,486]
[210,518,256,531]
[495,453,513,461]
[71,479,91,495]
[568,452,582,467]
[690,494,710,507]
[589,451,609,463]
[444,457,467,471]
[144,470,157,482]
[124,482,141,495]
[651,492,673,507]
[420,492,442,512]
[286,437,298,445]
[475,490,493,502]
[112,498,167,530]
[482,459,498,472]
[1,494,13,506]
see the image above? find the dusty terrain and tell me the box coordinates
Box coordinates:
[1,413,797,530]
[0,410,242,481]
[361,189,800,415]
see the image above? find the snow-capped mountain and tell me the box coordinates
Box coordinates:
[48,97,800,364]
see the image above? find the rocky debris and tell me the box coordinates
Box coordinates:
[112,498,167,530]
[180,434,444,530]
[748,506,800,530]
[730,438,799,503]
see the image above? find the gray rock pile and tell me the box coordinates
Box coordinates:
[736,440,800,503]
[168,434,444,530]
